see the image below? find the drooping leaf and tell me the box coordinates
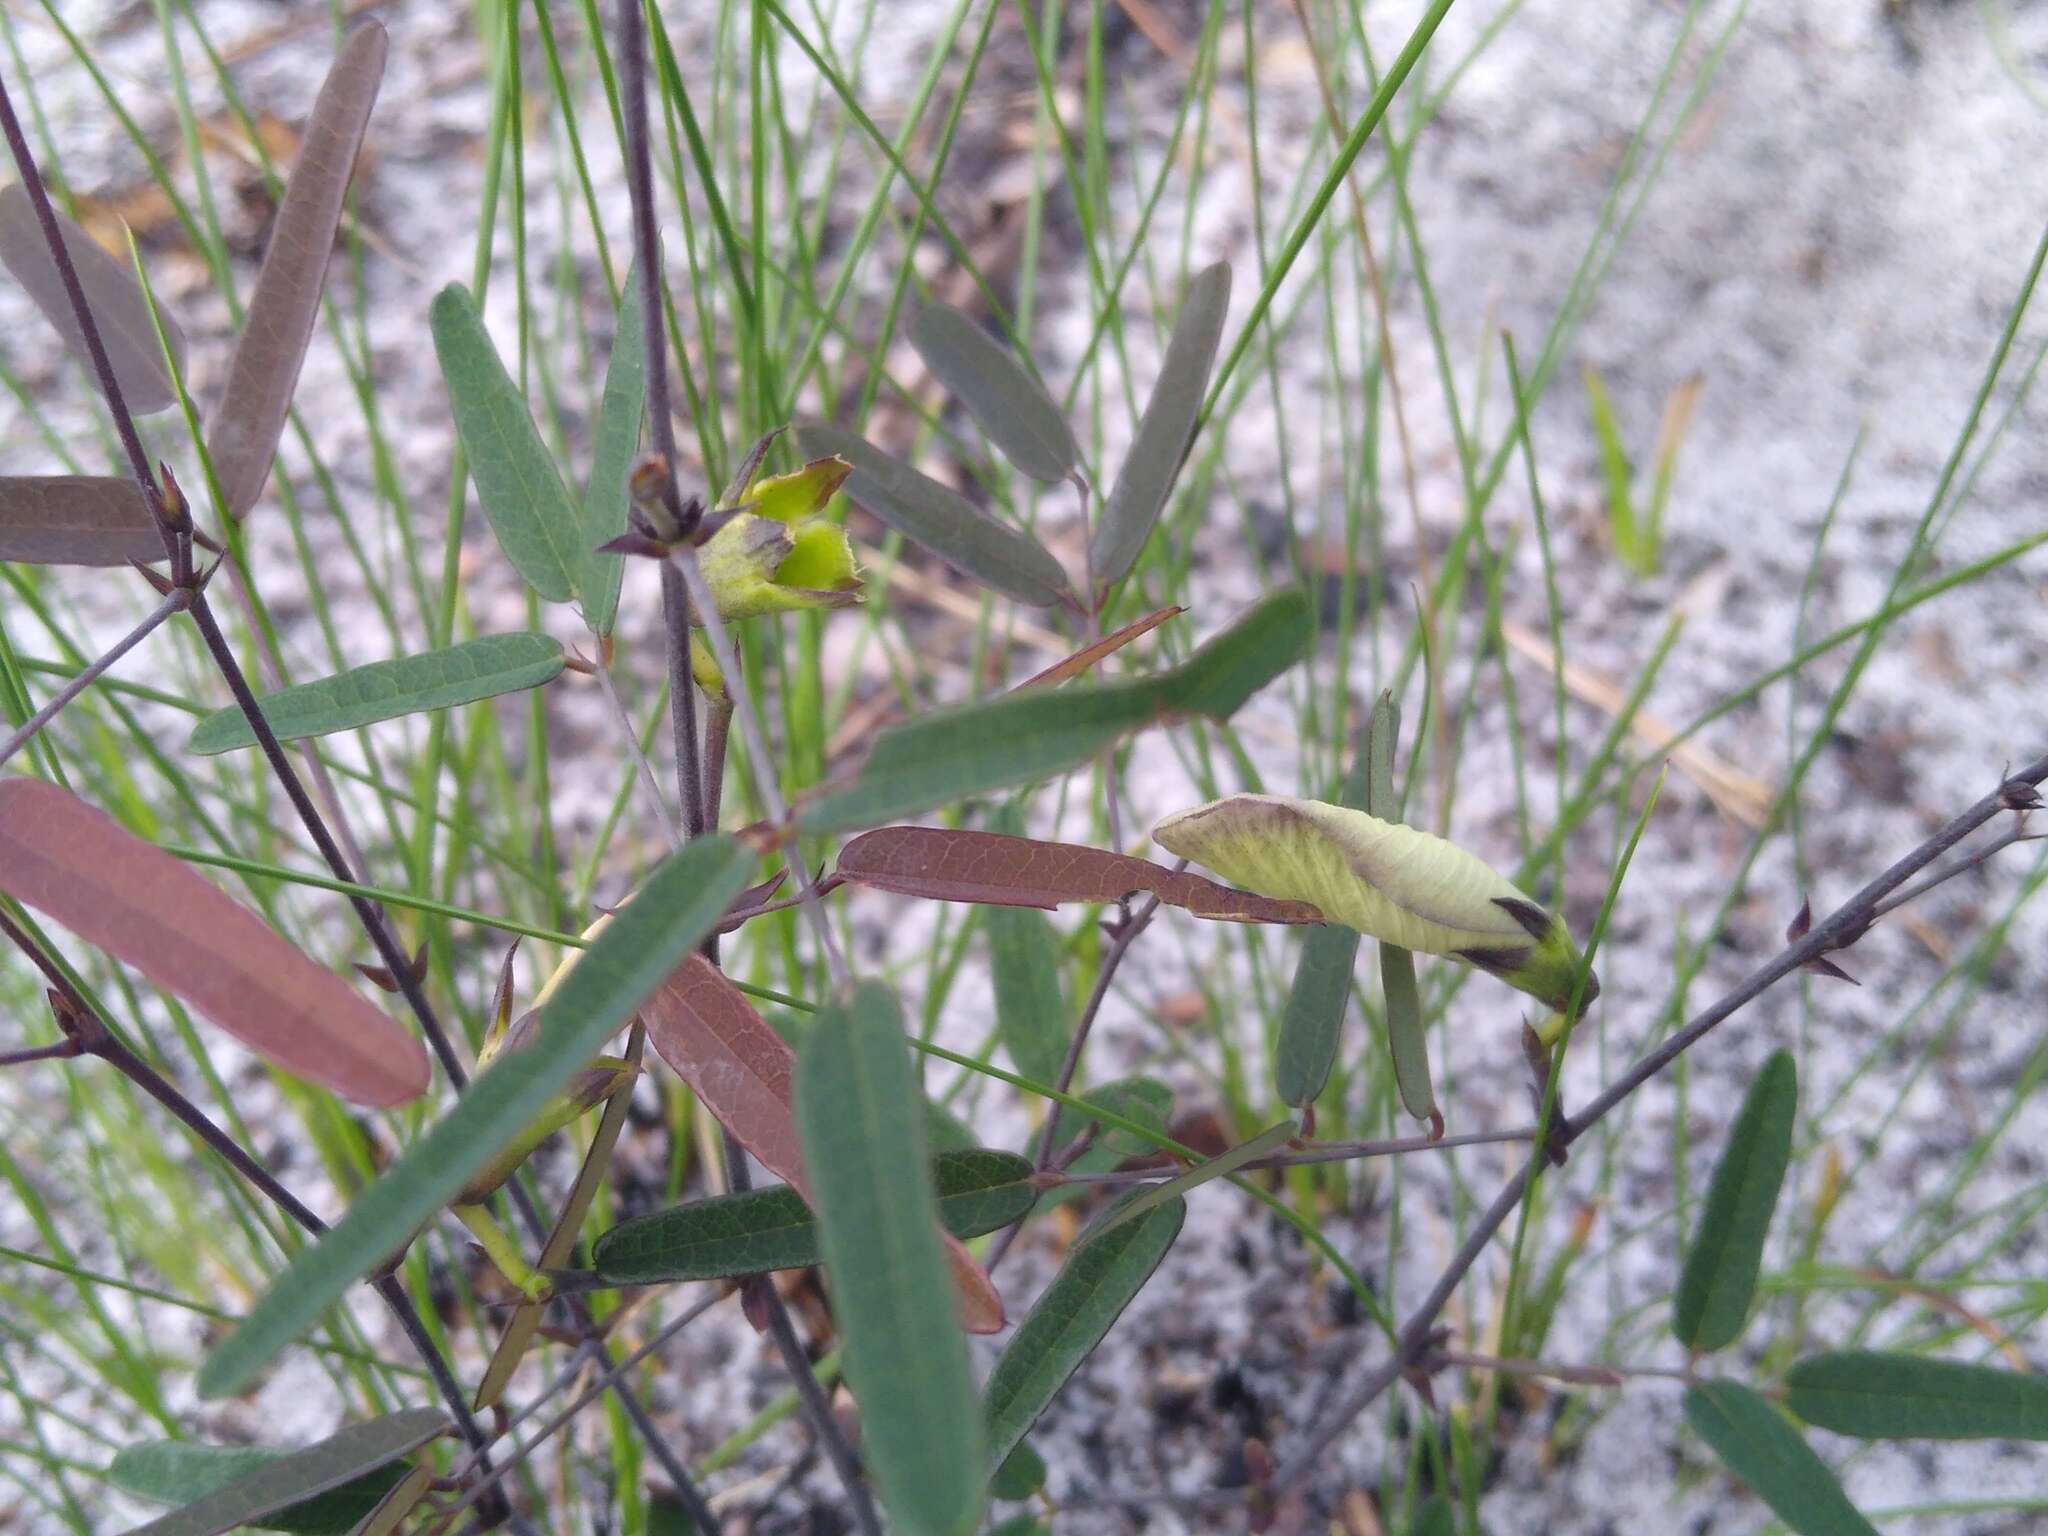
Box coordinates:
[1152,790,1594,1017]
[578,264,645,636]
[186,633,565,755]
[983,1192,1185,1471]
[0,182,188,414]
[109,1411,445,1536]
[642,953,808,1191]
[908,304,1077,483]
[0,778,427,1107]
[941,1229,1007,1335]
[1785,1352,2048,1440]
[983,802,1069,1085]
[837,825,1322,925]
[207,22,386,521]
[795,980,985,1536]
[1674,1050,1797,1352]
[431,283,581,602]
[1083,1120,1296,1243]
[1089,261,1231,590]
[1012,605,1183,690]
[799,592,1312,834]
[1684,1380,1878,1536]
[198,836,755,1399]
[989,1439,1047,1501]
[0,475,165,565]
[794,421,1072,608]
[1364,692,1436,1129]
[593,1149,1038,1285]
[473,1025,644,1412]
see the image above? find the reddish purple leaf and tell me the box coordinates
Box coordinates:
[0,778,428,1106]
[835,825,1324,924]
[208,22,387,521]
[0,476,165,565]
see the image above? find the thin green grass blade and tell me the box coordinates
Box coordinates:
[1085,1120,1296,1244]
[1090,261,1230,589]
[798,592,1309,833]
[1674,1049,1796,1352]
[795,980,984,1536]
[197,836,755,1399]
[1582,363,1641,574]
[1786,1353,2048,1440]
[207,22,386,521]
[1409,1497,1455,1536]
[0,475,165,565]
[109,1410,445,1536]
[983,1192,1185,1470]
[1684,1381,1878,1536]
[0,182,187,414]
[795,421,1073,607]
[186,633,565,754]
[578,261,645,636]
[908,304,1076,483]
[430,283,580,602]
[592,1149,1036,1285]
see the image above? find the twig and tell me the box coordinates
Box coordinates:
[0,587,189,771]
[1269,747,2048,1493]
[1046,1125,1539,1186]
[1870,822,2043,922]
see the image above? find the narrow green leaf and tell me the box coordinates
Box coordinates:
[989,1440,1047,1502]
[1409,1498,1455,1536]
[986,803,1068,1084]
[579,264,645,636]
[431,283,581,602]
[1674,1050,1797,1352]
[187,633,565,755]
[1085,1120,1296,1244]
[208,23,386,521]
[198,836,754,1399]
[1684,1381,1878,1536]
[109,1411,445,1536]
[794,422,1073,607]
[908,305,1076,483]
[1090,261,1231,589]
[592,1150,1037,1285]
[1786,1352,2048,1440]
[340,1463,432,1536]
[983,1192,1185,1470]
[1364,693,1436,1129]
[0,475,166,565]
[0,182,188,414]
[799,593,1310,834]
[796,981,984,1536]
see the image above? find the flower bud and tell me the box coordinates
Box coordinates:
[1154,794,1596,1016]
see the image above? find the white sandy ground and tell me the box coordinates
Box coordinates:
[2,0,2047,1531]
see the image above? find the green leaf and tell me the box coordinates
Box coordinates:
[799,593,1310,834]
[592,1149,1038,1285]
[983,1192,1185,1470]
[985,803,1069,1084]
[108,1411,444,1536]
[1674,1050,1797,1352]
[431,283,581,602]
[1363,692,1436,1129]
[1684,1381,1878,1536]
[989,1439,1047,1501]
[1090,261,1231,590]
[579,265,645,636]
[795,981,984,1536]
[1084,1120,1295,1244]
[198,836,755,1399]
[908,305,1076,483]
[1408,1498,1455,1536]
[794,422,1073,608]
[1786,1352,2048,1440]
[1041,1077,1175,1207]
[187,633,565,754]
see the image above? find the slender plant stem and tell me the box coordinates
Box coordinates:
[0,1038,83,1068]
[1271,749,2048,1492]
[598,655,684,847]
[1048,1125,1540,1186]
[0,587,187,770]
